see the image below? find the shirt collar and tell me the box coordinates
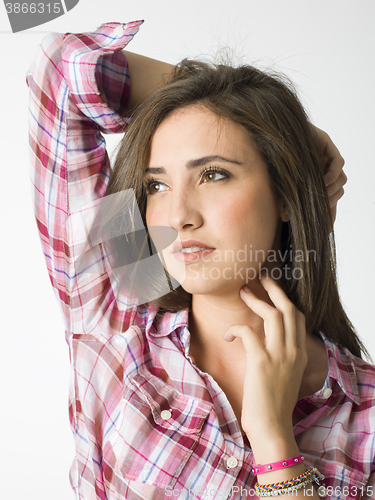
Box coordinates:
[314,331,360,405]
[146,310,360,405]
[146,307,189,338]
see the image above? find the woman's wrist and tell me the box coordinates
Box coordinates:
[247,424,296,458]
[249,436,321,497]
[249,432,303,484]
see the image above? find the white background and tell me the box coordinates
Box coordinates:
[0,1,374,499]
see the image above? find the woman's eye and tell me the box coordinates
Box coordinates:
[201,170,227,183]
[145,181,168,195]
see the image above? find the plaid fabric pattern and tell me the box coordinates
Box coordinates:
[27,22,375,500]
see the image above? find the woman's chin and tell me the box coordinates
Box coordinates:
[177,276,240,297]
[166,262,261,296]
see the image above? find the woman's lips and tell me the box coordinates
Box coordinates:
[173,247,215,263]
[170,239,215,263]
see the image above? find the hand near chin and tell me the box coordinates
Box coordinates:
[223,272,308,453]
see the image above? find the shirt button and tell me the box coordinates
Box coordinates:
[317,485,328,497]
[226,457,238,469]
[113,26,124,36]
[323,388,332,399]
[160,409,172,420]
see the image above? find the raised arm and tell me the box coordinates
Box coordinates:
[123,50,174,113]
[27,21,148,500]
[27,23,146,339]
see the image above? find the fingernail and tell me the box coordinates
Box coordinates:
[260,269,267,278]
[242,286,251,293]
[223,331,233,342]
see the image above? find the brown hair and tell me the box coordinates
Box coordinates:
[105,59,370,360]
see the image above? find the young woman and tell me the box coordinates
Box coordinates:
[27,20,375,500]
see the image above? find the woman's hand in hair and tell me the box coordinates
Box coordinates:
[223,272,308,462]
[313,125,347,224]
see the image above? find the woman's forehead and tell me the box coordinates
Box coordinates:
[149,105,259,166]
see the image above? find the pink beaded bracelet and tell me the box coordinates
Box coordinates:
[253,454,304,474]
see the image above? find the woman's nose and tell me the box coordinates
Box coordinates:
[168,191,203,231]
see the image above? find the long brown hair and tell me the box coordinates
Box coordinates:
[105,59,369,360]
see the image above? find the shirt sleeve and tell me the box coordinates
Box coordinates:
[26,21,144,340]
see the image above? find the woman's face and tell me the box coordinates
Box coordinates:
[145,105,287,296]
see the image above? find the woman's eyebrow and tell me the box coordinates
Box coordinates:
[145,155,242,174]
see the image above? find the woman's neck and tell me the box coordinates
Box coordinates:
[187,281,328,400]
[188,279,270,363]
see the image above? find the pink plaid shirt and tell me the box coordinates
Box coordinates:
[27,21,375,500]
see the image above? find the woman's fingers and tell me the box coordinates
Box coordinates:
[326,171,347,201]
[323,149,345,187]
[316,129,346,217]
[257,273,299,349]
[312,126,347,226]
[326,173,345,227]
[328,187,345,208]
[238,283,285,351]
[313,125,345,185]
[326,169,346,216]
[236,273,306,353]
[224,275,308,442]
[223,324,265,357]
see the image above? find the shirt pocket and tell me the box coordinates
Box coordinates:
[314,460,369,499]
[112,370,213,490]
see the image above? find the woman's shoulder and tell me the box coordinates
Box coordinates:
[336,344,374,406]
[350,351,375,403]
[319,332,375,406]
